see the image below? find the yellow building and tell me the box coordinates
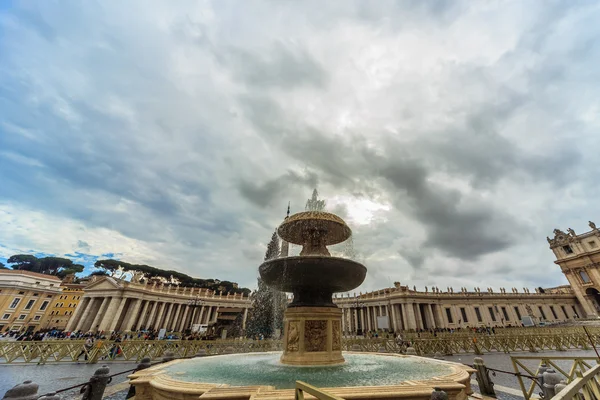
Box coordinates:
[549,221,600,316]
[0,270,62,333]
[45,276,86,330]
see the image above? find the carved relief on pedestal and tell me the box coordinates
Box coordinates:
[304,320,327,352]
[332,320,341,351]
[286,321,300,352]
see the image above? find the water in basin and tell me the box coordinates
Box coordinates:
[163,352,453,389]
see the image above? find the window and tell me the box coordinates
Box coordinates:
[488,307,496,321]
[589,241,597,249]
[33,316,41,321]
[501,307,510,321]
[18,291,24,295]
[33,293,39,297]
[538,306,547,320]
[579,271,591,283]
[24,300,35,310]
[39,301,49,311]
[550,306,558,319]
[1,314,9,320]
[9,298,21,309]
[46,295,52,298]
[561,305,568,318]
[18,314,26,320]
[460,308,468,323]
[580,271,591,283]
[445,308,454,323]
[514,306,522,320]
[563,245,574,254]
[55,303,60,308]
[475,307,482,322]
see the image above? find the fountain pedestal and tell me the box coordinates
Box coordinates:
[281,306,344,366]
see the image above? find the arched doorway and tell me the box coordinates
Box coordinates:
[585,288,600,313]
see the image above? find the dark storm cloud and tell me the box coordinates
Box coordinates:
[235,91,522,260]
[238,170,318,209]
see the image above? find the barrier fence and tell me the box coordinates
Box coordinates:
[2,327,600,364]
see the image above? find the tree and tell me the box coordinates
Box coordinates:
[90,270,109,276]
[38,257,73,275]
[245,231,286,338]
[56,263,85,278]
[7,254,40,272]
[264,231,280,261]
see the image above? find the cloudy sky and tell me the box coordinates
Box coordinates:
[1,1,599,293]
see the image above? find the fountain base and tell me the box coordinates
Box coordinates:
[281,306,344,366]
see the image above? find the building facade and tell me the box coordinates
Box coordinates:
[0,270,62,332]
[548,221,600,316]
[66,277,252,335]
[45,276,86,330]
[334,283,581,334]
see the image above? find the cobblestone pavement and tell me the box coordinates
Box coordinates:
[0,362,137,398]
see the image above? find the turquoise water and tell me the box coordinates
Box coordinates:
[163,352,453,389]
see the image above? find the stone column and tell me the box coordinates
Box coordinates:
[204,306,212,324]
[198,306,206,325]
[155,302,167,328]
[105,297,128,332]
[122,298,143,332]
[212,307,219,323]
[79,298,101,332]
[242,308,248,330]
[435,305,445,328]
[67,297,90,331]
[404,303,417,330]
[169,304,181,331]
[188,306,198,328]
[415,303,424,329]
[137,300,151,329]
[179,305,190,331]
[399,304,407,330]
[427,304,436,328]
[353,309,358,334]
[90,297,111,332]
[161,303,173,328]
[146,301,159,329]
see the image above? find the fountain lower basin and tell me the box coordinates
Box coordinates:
[259,256,367,307]
[129,352,475,400]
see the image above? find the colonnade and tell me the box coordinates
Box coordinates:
[65,296,249,333]
[338,299,583,333]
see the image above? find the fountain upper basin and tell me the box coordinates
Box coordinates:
[259,256,367,307]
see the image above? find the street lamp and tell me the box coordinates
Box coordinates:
[187,296,205,332]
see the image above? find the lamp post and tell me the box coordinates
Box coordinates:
[187,295,204,332]
[350,297,366,337]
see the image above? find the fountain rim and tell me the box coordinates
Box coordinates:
[277,211,352,246]
[133,351,475,394]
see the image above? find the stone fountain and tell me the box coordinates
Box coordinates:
[129,191,475,400]
[259,207,366,365]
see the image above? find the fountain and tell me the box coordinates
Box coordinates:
[259,205,367,365]
[129,191,474,400]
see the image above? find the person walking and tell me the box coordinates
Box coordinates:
[76,337,94,361]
